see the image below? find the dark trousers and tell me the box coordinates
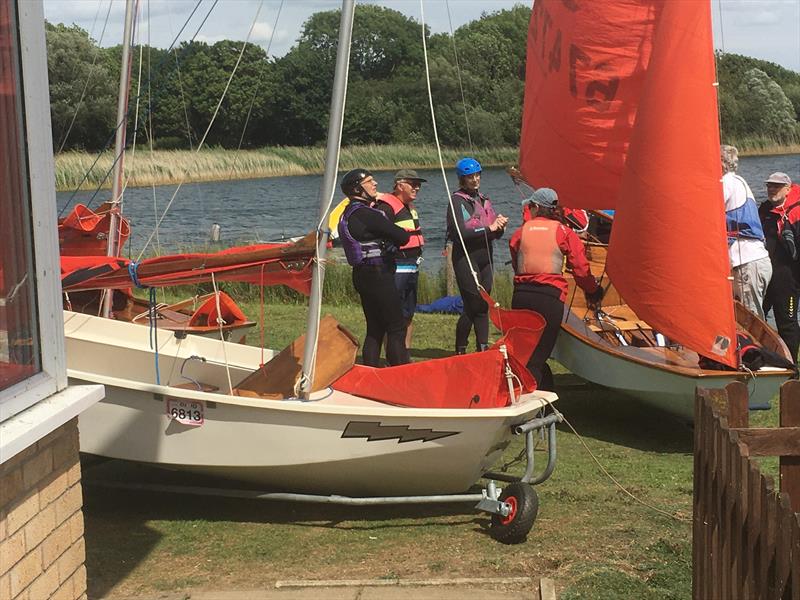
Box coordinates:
[452,251,493,351]
[764,266,800,364]
[511,282,564,391]
[353,265,409,367]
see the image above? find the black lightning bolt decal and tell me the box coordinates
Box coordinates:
[341,421,459,444]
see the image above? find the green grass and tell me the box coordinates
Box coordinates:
[79,298,783,599]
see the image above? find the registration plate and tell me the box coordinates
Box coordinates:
[166,398,204,427]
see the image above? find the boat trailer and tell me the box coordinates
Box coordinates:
[84,410,562,545]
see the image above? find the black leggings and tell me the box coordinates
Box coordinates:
[764,267,800,363]
[452,250,494,352]
[353,265,409,367]
[511,283,564,391]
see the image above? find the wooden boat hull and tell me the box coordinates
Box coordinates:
[65,311,554,496]
[554,319,787,421]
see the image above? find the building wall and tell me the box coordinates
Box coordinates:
[0,418,87,600]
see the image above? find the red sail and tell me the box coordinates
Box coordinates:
[61,233,315,296]
[519,0,736,367]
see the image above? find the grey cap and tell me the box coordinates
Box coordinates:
[524,187,558,208]
[765,172,792,185]
[394,169,427,182]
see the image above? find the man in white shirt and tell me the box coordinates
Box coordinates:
[721,145,772,319]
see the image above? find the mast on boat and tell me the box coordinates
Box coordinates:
[101,0,136,318]
[299,0,355,399]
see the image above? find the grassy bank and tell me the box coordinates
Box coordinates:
[55,144,519,191]
[80,300,783,599]
[57,140,800,192]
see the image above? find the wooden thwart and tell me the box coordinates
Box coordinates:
[235,315,358,399]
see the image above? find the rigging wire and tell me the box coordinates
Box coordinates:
[136,0,264,260]
[418,0,481,294]
[227,0,285,181]
[167,0,197,151]
[56,0,114,153]
[60,0,212,217]
[444,0,473,153]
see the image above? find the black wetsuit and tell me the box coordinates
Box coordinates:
[346,200,411,366]
[445,189,503,352]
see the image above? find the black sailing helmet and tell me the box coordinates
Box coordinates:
[340,168,373,198]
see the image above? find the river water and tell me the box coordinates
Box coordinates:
[56,153,800,272]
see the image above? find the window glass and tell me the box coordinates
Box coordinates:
[0,0,41,391]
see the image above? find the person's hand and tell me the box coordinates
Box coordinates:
[490,215,508,231]
[780,225,797,261]
[585,285,604,308]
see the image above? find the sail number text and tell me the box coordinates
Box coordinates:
[530,1,620,110]
[166,398,204,427]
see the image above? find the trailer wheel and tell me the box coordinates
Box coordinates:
[490,482,539,544]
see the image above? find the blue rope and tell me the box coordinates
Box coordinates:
[149,287,161,385]
[127,261,145,288]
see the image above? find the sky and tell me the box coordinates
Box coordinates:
[42,0,800,72]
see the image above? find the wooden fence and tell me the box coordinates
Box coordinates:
[693,380,800,599]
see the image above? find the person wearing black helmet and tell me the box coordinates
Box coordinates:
[337,168,411,367]
[446,157,508,354]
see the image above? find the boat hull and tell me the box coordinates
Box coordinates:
[554,320,787,421]
[66,311,553,496]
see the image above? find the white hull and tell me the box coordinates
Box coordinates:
[554,315,787,421]
[65,311,554,496]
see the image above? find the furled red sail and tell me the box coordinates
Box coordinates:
[519,0,736,366]
[61,233,316,296]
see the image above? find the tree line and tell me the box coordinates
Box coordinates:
[46,4,800,154]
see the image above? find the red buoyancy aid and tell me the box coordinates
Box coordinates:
[517,218,564,275]
[379,193,424,250]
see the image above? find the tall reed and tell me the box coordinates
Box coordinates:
[55,145,521,191]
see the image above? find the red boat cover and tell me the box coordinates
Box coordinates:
[60,240,314,296]
[188,291,248,327]
[332,296,545,409]
[518,0,737,367]
[59,204,131,256]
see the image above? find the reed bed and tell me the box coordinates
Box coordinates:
[728,135,800,155]
[55,145,520,191]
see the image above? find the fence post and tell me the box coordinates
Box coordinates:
[780,380,800,513]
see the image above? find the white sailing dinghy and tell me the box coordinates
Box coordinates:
[65,0,559,543]
[514,0,795,420]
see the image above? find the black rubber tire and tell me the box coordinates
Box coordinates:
[489,482,539,544]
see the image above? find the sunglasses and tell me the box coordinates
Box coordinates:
[400,180,422,189]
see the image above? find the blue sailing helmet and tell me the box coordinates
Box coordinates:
[455,157,482,177]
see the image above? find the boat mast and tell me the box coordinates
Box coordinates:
[299,0,355,399]
[102,0,136,318]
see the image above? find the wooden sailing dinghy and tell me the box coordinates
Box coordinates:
[516,0,795,420]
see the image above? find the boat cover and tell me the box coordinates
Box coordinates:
[332,298,545,409]
[518,0,737,367]
[60,233,315,295]
[59,203,131,256]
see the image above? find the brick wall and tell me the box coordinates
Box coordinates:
[0,418,88,600]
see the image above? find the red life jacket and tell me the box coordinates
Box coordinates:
[379,193,424,250]
[517,218,564,275]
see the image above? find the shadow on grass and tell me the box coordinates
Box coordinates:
[81,456,502,596]
[551,374,694,454]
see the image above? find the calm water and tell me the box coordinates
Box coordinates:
[56,154,800,272]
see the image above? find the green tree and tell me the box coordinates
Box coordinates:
[46,22,117,151]
[737,68,798,142]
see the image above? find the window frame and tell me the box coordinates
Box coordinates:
[0,0,67,421]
